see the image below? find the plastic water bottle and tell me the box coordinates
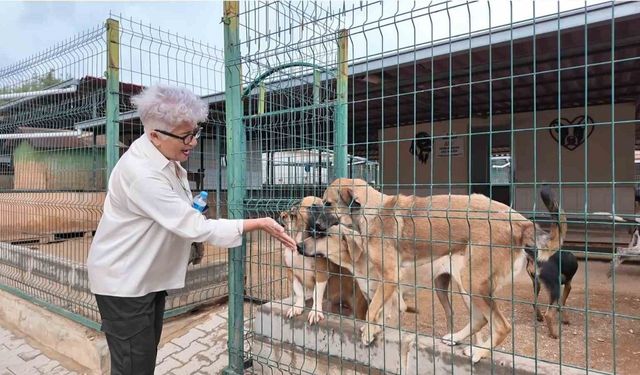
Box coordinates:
[192,191,208,212]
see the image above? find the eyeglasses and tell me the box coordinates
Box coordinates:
[154,126,202,145]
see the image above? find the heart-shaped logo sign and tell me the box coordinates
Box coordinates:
[549,115,595,151]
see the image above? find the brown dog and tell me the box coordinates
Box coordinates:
[298,224,453,331]
[279,196,368,323]
[317,178,566,362]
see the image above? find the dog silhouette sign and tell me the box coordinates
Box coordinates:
[549,115,595,151]
[409,131,432,164]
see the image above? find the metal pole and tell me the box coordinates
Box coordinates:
[222,2,247,374]
[258,82,265,115]
[334,29,348,179]
[105,18,120,183]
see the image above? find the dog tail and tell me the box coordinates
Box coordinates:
[524,186,567,261]
[539,185,568,252]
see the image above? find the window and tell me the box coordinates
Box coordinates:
[490,154,511,185]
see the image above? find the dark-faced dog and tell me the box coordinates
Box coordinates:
[278,197,368,323]
[526,250,578,338]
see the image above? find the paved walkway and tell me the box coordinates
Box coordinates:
[0,305,233,375]
[154,307,230,374]
[0,323,78,375]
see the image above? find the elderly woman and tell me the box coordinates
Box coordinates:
[87,84,296,375]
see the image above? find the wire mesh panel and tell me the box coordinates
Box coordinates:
[0,15,229,325]
[228,1,640,374]
[0,25,107,325]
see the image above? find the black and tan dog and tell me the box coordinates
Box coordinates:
[279,196,368,323]
[526,249,577,338]
[315,178,566,362]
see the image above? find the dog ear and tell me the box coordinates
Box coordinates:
[343,229,364,262]
[339,186,362,209]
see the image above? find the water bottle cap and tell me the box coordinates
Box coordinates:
[200,191,208,199]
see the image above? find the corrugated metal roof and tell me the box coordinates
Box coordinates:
[4,127,109,150]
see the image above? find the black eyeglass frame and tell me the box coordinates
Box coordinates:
[154,126,202,145]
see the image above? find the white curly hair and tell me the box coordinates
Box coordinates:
[131,84,208,133]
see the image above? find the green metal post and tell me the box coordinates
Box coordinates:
[334,29,349,178]
[105,18,120,182]
[222,2,246,374]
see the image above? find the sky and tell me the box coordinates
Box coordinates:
[0,1,226,67]
[0,0,614,94]
[1,1,614,66]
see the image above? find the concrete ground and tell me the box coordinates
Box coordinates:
[0,322,79,375]
[0,303,234,375]
[2,259,636,374]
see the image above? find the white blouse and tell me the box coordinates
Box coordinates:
[87,134,243,297]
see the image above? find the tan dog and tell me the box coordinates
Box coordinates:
[296,225,436,323]
[279,196,368,323]
[297,225,483,345]
[317,178,566,362]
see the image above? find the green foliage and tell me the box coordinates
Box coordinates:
[0,69,64,104]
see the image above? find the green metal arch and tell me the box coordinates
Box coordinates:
[242,62,336,98]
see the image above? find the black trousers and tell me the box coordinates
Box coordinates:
[95,291,167,375]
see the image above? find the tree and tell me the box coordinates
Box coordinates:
[0,69,65,104]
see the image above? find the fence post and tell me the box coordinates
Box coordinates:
[222,1,247,374]
[333,29,349,178]
[105,18,120,183]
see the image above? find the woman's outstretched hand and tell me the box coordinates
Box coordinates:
[244,218,296,250]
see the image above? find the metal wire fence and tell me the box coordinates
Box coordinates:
[223,1,640,374]
[1,2,638,373]
[0,15,229,326]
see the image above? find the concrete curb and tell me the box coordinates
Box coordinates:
[253,298,601,375]
[0,288,109,374]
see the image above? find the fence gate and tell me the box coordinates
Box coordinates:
[224,1,640,374]
[222,1,358,373]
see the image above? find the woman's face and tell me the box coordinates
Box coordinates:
[149,121,199,162]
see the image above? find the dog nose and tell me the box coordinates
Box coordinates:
[296,243,305,255]
[313,221,326,234]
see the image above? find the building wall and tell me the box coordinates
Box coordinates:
[379,103,636,215]
[379,119,470,196]
[512,103,635,215]
[13,142,106,191]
